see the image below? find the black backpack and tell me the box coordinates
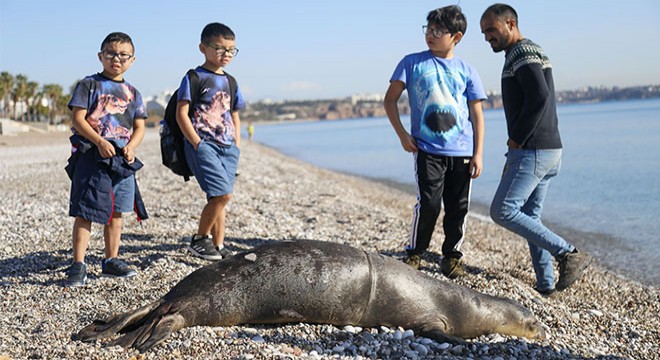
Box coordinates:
[160,69,237,181]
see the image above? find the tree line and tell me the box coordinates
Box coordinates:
[0,71,74,124]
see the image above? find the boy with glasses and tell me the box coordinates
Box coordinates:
[176,22,246,260]
[384,6,486,278]
[64,32,148,287]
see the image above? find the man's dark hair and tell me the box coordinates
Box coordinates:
[483,3,518,23]
[427,5,467,34]
[201,23,235,43]
[100,32,134,52]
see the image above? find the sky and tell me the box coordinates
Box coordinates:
[2,0,660,102]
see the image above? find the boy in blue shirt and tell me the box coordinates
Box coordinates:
[176,23,246,260]
[384,6,486,278]
[65,32,148,287]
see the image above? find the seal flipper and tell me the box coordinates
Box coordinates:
[75,300,163,341]
[134,313,186,352]
[416,328,467,345]
[109,303,186,352]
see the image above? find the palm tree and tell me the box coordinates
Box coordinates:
[12,74,29,121]
[0,72,14,118]
[25,81,40,121]
[57,93,71,125]
[43,84,63,124]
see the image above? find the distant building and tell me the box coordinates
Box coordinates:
[350,93,385,105]
[146,90,174,117]
[259,98,286,105]
[275,113,297,121]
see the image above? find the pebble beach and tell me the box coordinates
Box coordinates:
[0,129,658,360]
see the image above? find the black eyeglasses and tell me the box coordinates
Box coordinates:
[100,51,133,61]
[423,26,450,38]
[204,42,239,57]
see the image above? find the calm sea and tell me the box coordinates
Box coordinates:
[253,99,660,287]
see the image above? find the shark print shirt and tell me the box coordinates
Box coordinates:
[68,73,147,144]
[390,50,486,156]
[177,67,246,146]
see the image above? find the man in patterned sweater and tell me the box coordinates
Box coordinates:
[480,4,592,296]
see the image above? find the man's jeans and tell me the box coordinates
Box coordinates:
[490,149,574,291]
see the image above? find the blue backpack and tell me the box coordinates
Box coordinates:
[160,69,237,181]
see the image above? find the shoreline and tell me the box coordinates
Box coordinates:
[0,129,658,359]
[294,153,658,289]
[6,129,648,288]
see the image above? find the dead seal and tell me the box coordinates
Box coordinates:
[75,239,547,351]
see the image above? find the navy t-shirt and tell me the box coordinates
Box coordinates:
[68,73,147,144]
[177,67,246,146]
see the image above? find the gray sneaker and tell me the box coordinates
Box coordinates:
[556,249,592,291]
[188,235,223,261]
[64,262,87,287]
[216,246,233,259]
[101,258,137,278]
[441,257,466,279]
[403,254,421,270]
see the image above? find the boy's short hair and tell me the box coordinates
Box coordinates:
[201,23,235,43]
[100,32,134,52]
[483,3,518,23]
[427,5,467,35]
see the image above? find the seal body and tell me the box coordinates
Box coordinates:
[76,240,546,351]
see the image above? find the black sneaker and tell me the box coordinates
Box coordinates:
[216,246,233,259]
[440,257,466,279]
[101,258,137,278]
[403,254,421,270]
[556,249,592,291]
[188,235,223,261]
[64,262,87,287]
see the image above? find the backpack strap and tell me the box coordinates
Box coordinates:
[186,69,200,112]
[224,71,238,110]
[189,69,236,110]
[182,69,199,182]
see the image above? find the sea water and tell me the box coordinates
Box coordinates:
[253,99,660,286]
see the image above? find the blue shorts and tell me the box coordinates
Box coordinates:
[184,140,240,198]
[112,175,135,213]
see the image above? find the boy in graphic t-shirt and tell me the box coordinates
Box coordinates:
[175,22,246,261]
[65,32,148,287]
[384,6,487,278]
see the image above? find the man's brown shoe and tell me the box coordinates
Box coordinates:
[556,249,592,291]
[534,287,558,298]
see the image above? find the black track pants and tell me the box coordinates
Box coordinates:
[406,150,472,258]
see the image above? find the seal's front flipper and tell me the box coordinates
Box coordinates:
[417,328,467,345]
[75,300,163,341]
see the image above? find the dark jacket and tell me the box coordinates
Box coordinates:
[65,138,148,224]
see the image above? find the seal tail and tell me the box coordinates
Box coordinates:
[75,300,163,342]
